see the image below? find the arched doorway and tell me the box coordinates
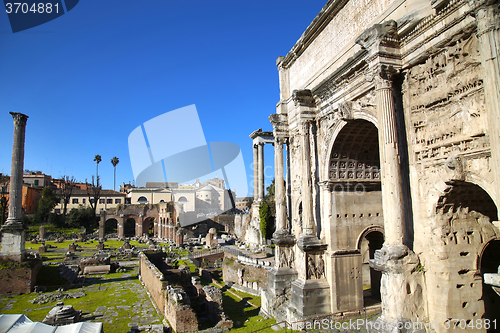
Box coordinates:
[435,181,498,324]
[105,218,118,236]
[124,218,136,237]
[327,119,384,311]
[359,229,384,305]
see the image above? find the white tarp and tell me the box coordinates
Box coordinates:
[0,315,102,333]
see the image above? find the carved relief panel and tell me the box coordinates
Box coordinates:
[404,34,488,164]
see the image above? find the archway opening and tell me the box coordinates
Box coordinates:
[143,217,155,237]
[360,230,384,306]
[327,119,383,311]
[124,218,136,237]
[436,181,498,325]
[105,218,118,236]
[480,240,500,331]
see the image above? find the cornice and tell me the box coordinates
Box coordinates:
[280,0,350,69]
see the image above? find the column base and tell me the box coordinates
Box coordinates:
[290,278,331,318]
[297,233,327,252]
[272,229,295,246]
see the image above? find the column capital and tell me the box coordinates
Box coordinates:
[374,64,398,90]
[9,112,28,128]
[469,0,500,37]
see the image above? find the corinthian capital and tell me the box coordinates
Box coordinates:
[374,65,398,90]
[9,112,28,128]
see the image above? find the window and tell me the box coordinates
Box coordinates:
[72,198,79,204]
[137,196,148,203]
[107,198,113,204]
[34,180,39,186]
[99,199,105,204]
[90,199,95,204]
[82,198,86,204]
[115,199,121,204]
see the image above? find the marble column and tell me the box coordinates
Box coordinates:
[274,137,286,232]
[472,0,500,206]
[257,143,265,201]
[253,144,258,199]
[299,121,315,236]
[375,66,405,246]
[1,112,29,261]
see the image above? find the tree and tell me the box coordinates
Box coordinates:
[36,186,59,223]
[60,176,76,219]
[111,157,119,191]
[86,176,102,217]
[265,178,275,201]
[259,201,274,240]
[66,207,97,229]
[94,154,102,179]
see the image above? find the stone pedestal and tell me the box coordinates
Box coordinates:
[0,228,26,261]
[290,279,331,318]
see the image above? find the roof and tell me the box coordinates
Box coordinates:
[0,315,103,333]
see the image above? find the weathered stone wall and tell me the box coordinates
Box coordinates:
[223,258,268,291]
[139,252,198,332]
[0,258,42,294]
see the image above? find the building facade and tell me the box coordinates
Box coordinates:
[261,0,500,331]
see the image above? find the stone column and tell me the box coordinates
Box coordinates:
[375,66,405,246]
[257,143,265,201]
[299,121,315,236]
[472,0,500,206]
[274,137,286,232]
[253,144,258,199]
[99,212,106,240]
[1,112,29,261]
[118,216,124,238]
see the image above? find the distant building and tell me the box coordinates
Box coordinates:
[53,189,126,214]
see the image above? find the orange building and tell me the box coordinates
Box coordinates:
[0,180,43,215]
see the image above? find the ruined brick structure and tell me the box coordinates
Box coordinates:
[260,0,500,332]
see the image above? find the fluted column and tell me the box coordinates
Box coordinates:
[300,121,315,235]
[258,143,265,200]
[274,137,286,231]
[253,144,258,199]
[375,67,405,246]
[472,0,500,206]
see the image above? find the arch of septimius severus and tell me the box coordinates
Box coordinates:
[259,0,500,331]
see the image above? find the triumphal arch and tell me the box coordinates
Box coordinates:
[261,0,500,331]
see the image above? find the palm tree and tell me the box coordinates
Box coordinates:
[111,157,119,191]
[94,154,102,179]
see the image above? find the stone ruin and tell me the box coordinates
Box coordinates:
[42,302,81,326]
[139,251,232,332]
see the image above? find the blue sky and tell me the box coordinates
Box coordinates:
[0,0,326,196]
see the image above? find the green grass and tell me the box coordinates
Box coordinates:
[0,268,161,333]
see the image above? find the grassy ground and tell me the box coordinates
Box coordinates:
[0,266,162,333]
